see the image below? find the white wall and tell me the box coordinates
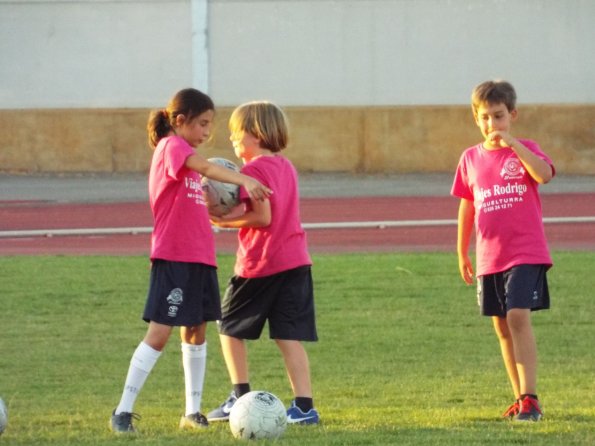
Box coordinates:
[209,0,595,106]
[1,0,594,109]
[0,0,196,108]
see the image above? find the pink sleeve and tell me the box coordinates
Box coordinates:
[522,139,556,177]
[164,138,193,180]
[451,154,474,201]
[239,163,267,201]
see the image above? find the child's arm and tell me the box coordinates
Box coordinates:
[491,131,553,184]
[210,197,271,229]
[457,198,475,285]
[185,154,272,200]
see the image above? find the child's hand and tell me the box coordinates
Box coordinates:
[458,255,474,285]
[243,177,272,201]
[488,130,517,148]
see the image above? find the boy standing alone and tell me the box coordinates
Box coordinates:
[451,80,554,421]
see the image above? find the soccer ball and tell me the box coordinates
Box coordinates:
[0,397,7,435]
[229,391,287,440]
[201,157,242,217]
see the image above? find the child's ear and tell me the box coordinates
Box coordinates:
[510,109,518,121]
[473,112,481,126]
[175,114,186,127]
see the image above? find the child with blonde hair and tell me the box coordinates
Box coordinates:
[207,101,319,425]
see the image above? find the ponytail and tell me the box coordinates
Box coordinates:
[147,109,172,149]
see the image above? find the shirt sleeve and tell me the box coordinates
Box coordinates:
[522,139,556,178]
[239,162,268,201]
[451,153,474,201]
[164,137,194,180]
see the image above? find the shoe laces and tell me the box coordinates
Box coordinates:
[502,401,520,418]
[116,411,141,427]
[124,412,141,420]
[224,392,237,405]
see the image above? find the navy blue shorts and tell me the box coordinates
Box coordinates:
[143,259,221,326]
[217,266,318,341]
[477,264,550,317]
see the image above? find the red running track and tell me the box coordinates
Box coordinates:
[1,194,594,255]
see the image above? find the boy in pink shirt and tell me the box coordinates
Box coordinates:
[208,101,319,425]
[451,80,554,422]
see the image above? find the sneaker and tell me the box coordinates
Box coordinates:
[514,396,543,422]
[206,391,237,422]
[180,412,209,429]
[286,400,320,425]
[502,400,521,418]
[110,409,140,433]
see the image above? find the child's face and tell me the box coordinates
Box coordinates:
[177,110,214,147]
[474,101,517,145]
[230,129,260,161]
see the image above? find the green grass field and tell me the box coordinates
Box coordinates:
[1,252,594,445]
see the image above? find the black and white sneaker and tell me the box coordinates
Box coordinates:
[110,409,140,433]
[206,391,237,422]
[179,412,209,429]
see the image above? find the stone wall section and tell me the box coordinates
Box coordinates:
[2,105,593,174]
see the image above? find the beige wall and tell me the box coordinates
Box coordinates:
[1,105,594,175]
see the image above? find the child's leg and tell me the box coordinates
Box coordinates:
[275,339,312,398]
[180,324,208,416]
[492,316,521,399]
[181,323,207,345]
[115,322,170,414]
[143,321,174,351]
[506,308,537,395]
[205,335,248,422]
[220,334,249,384]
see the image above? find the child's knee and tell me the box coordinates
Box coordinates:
[506,308,531,332]
[492,316,511,339]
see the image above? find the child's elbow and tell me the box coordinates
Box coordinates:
[249,214,271,228]
[258,215,272,227]
[540,165,554,184]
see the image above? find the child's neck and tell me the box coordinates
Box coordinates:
[245,147,274,162]
[482,141,505,151]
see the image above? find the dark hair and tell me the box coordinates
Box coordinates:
[147,88,215,148]
[471,80,517,115]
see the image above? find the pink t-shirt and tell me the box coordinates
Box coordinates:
[451,139,554,276]
[234,155,311,278]
[148,135,216,266]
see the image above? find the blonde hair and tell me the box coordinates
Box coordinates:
[471,80,517,116]
[229,101,288,152]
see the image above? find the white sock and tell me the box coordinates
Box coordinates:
[182,342,207,416]
[115,341,161,414]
